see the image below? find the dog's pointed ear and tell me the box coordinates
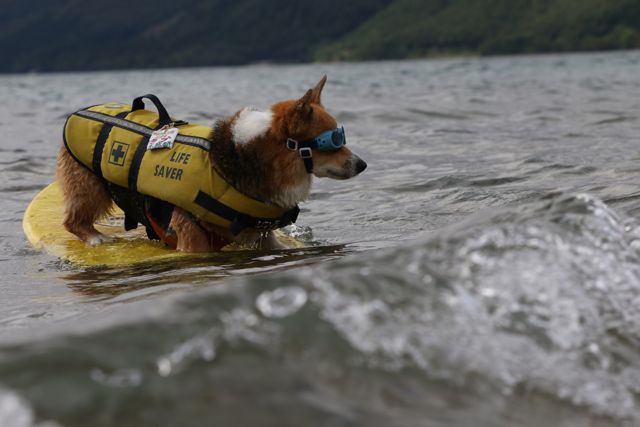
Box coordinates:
[294,89,314,120]
[310,75,327,105]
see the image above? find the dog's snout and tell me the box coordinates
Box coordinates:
[355,158,367,174]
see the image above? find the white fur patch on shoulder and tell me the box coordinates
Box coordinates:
[232,107,273,144]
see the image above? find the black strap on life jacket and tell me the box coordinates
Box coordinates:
[131,94,173,127]
[128,135,150,193]
[127,95,188,193]
[194,191,300,236]
[93,110,131,179]
[106,183,175,243]
[128,96,166,193]
[143,199,178,249]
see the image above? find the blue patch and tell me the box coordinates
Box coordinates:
[312,126,346,151]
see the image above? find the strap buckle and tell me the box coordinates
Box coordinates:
[299,147,312,159]
[286,138,298,151]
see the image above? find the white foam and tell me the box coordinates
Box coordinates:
[0,388,61,427]
[231,107,273,144]
[256,286,308,318]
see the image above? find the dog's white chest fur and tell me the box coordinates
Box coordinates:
[232,107,273,144]
[271,177,312,209]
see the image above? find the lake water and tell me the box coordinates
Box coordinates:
[1,51,640,426]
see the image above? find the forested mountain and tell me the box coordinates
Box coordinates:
[318,0,640,61]
[0,0,390,72]
[1,0,638,73]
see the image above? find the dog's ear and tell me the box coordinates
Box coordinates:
[294,89,313,121]
[310,75,327,105]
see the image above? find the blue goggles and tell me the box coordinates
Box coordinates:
[287,126,346,152]
[310,126,346,151]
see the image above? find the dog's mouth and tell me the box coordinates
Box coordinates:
[316,156,367,180]
[324,169,352,180]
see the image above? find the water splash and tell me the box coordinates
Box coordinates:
[156,331,217,377]
[256,286,308,318]
[0,388,61,427]
[310,192,640,420]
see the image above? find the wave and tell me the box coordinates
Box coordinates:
[1,192,640,426]
[0,388,60,427]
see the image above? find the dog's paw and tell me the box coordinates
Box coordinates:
[85,233,114,246]
[259,232,288,250]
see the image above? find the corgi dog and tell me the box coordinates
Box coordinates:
[56,76,367,252]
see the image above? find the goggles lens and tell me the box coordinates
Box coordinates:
[316,126,346,151]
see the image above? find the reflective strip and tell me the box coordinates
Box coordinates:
[74,109,212,151]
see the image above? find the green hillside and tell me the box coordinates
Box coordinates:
[317,0,640,60]
[1,0,639,73]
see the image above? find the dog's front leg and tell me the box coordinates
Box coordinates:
[169,208,231,252]
[234,229,286,250]
[258,231,287,250]
[170,208,210,252]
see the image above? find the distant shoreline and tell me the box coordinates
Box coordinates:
[2,48,638,76]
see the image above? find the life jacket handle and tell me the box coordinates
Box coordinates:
[131,94,172,127]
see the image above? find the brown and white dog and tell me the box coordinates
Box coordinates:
[56,76,367,252]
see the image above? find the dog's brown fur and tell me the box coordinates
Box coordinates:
[57,76,366,252]
[56,144,114,244]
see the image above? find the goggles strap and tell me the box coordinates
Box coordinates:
[299,148,313,173]
[287,138,314,173]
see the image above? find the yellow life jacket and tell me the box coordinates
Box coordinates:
[63,94,299,237]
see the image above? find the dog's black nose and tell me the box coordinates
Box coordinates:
[355,158,367,174]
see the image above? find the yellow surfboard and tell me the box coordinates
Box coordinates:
[23,182,301,267]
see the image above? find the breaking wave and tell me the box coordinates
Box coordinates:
[2,192,640,426]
